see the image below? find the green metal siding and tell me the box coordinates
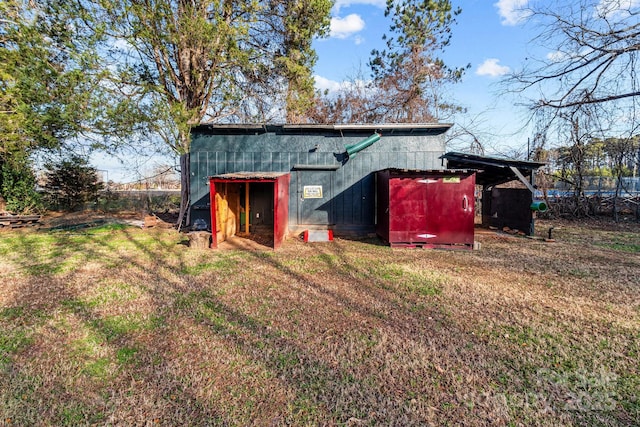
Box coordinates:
[189,125,449,233]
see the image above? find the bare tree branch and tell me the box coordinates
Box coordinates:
[506,1,640,111]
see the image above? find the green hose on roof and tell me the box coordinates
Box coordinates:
[345,133,381,158]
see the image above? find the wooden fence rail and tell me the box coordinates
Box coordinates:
[0,215,42,228]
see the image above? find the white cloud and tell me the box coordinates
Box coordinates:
[476,58,511,77]
[314,75,343,93]
[596,0,640,18]
[330,14,366,39]
[333,0,386,13]
[314,75,372,95]
[109,38,135,53]
[494,0,531,26]
[546,50,567,62]
[546,46,594,63]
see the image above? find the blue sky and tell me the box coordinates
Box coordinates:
[312,0,537,155]
[315,0,640,120]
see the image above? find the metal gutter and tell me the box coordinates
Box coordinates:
[292,164,341,170]
[195,123,453,132]
[282,123,453,131]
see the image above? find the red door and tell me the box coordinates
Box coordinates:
[388,176,428,243]
[385,171,475,247]
[424,173,475,246]
[273,174,290,249]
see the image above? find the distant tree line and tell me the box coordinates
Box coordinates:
[539,137,640,180]
[533,134,640,220]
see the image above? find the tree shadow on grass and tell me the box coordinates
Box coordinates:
[1,225,462,424]
[1,224,638,425]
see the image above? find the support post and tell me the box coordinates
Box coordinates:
[245,182,250,234]
[509,166,536,193]
[530,169,536,236]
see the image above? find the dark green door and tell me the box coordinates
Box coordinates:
[297,170,333,225]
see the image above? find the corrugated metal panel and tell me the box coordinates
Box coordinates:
[361,171,375,225]
[274,152,289,171]
[225,152,234,171]
[353,152,366,224]
[256,152,269,172]
[197,151,208,194]
[215,152,226,176]
[190,125,448,233]
[212,172,289,180]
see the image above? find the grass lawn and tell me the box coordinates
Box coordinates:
[0,218,638,426]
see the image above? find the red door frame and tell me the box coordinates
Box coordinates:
[209,174,290,249]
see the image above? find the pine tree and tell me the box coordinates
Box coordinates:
[369,0,468,122]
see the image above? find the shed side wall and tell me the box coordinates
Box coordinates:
[190,129,446,233]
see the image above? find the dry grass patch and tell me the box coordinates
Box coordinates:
[0,218,638,425]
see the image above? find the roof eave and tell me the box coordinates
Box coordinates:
[194,123,453,132]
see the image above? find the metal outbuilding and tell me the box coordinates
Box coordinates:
[376,169,476,249]
[189,125,545,248]
[190,123,452,246]
[441,152,546,235]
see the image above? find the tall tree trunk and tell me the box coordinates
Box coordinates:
[177,152,190,229]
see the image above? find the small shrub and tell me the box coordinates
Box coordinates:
[0,156,42,213]
[43,154,103,211]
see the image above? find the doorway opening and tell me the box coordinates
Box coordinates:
[209,173,290,249]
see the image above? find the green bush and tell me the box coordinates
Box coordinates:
[0,156,42,214]
[43,154,103,211]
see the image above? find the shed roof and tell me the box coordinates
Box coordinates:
[380,168,475,175]
[441,152,546,187]
[193,123,452,135]
[209,172,289,181]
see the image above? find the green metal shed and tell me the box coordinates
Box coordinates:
[189,123,451,243]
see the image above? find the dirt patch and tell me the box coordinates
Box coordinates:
[39,210,176,230]
[216,235,274,251]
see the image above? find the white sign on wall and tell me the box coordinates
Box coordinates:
[303,185,323,199]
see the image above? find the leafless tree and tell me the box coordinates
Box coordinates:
[308,68,386,124]
[551,102,607,216]
[602,132,640,221]
[503,1,640,219]
[508,1,640,111]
